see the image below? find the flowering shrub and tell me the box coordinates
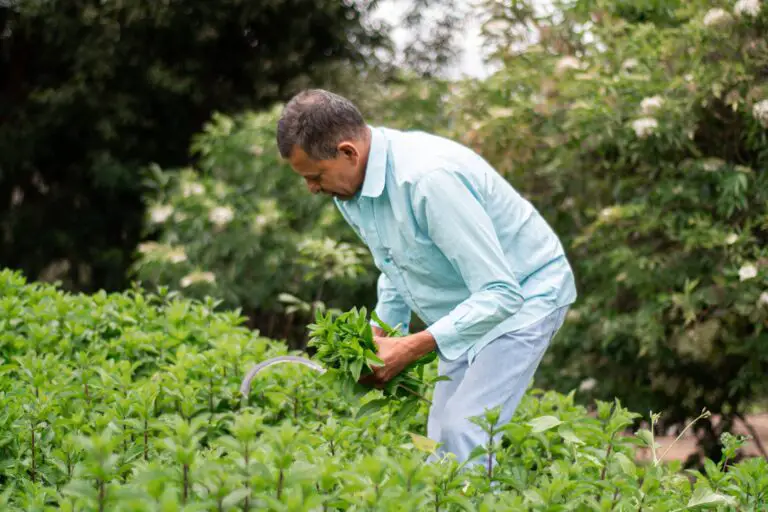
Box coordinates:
[450,0,768,460]
[131,108,375,346]
[130,0,767,461]
[2,268,768,510]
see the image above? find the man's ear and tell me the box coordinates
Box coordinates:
[337,141,359,160]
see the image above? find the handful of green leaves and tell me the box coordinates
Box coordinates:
[307,307,438,419]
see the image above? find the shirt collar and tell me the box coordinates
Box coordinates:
[359,126,387,198]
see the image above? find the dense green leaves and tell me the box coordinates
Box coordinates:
[307,307,438,418]
[1,268,768,509]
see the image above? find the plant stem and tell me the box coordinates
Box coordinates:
[277,468,284,500]
[183,463,189,503]
[98,479,105,512]
[487,431,495,481]
[30,422,36,483]
[144,418,149,461]
[600,437,615,481]
[657,410,711,464]
[243,441,250,511]
[394,384,432,405]
[209,374,215,417]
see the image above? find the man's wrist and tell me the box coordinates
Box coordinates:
[402,331,437,361]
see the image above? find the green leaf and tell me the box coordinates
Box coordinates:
[222,488,251,508]
[686,486,737,508]
[355,398,389,419]
[613,452,636,477]
[527,415,562,433]
[349,358,364,382]
[635,429,659,450]
[557,425,584,445]
[393,397,420,424]
[364,349,384,367]
[409,432,439,453]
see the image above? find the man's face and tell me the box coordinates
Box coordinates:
[288,142,364,201]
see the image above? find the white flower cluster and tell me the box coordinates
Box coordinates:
[703,8,734,27]
[180,271,216,288]
[209,206,234,227]
[629,95,665,138]
[701,157,726,172]
[640,95,664,115]
[137,242,187,264]
[752,99,768,128]
[735,0,762,17]
[739,263,758,281]
[555,56,581,75]
[150,204,173,224]
[181,181,205,198]
[251,199,282,234]
[632,117,658,138]
[621,58,639,71]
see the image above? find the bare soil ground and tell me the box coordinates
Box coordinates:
[634,413,768,463]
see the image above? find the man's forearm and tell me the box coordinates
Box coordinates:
[373,326,435,357]
[400,330,437,361]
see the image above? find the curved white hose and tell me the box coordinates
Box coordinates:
[239,355,326,397]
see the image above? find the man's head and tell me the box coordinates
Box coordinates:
[277,89,370,200]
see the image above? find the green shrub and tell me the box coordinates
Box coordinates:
[448,0,768,461]
[130,0,768,464]
[131,107,375,349]
[1,268,768,510]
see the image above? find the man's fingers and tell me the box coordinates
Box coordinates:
[358,368,387,389]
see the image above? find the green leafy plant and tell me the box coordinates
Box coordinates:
[2,268,768,510]
[307,307,437,420]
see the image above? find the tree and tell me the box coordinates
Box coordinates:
[0,0,389,292]
[456,0,768,464]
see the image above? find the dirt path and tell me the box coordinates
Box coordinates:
[634,413,768,463]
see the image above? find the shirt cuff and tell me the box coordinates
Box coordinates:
[426,315,466,361]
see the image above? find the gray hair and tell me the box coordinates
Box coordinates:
[277,89,367,160]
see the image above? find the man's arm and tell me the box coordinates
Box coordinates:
[366,167,524,386]
[370,272,411,336]
[411,168,524,360]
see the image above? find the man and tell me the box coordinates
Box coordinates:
[276,89,577,465]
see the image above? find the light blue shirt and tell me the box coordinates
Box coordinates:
[333,126,577,364]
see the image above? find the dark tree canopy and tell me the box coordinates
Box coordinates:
[0,0,389,292]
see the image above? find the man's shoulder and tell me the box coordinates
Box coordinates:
[377,126,485,184]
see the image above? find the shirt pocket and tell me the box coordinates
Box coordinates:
[397,241,459,287]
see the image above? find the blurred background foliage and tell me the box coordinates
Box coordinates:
[2,0,768,463]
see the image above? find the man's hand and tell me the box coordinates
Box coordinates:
[372,325,387,338]
[360,331,437,388]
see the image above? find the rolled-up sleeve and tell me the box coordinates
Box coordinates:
[371,272,411,334]
[412,169,524,360]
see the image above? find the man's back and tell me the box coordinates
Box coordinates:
[334,126,577,363]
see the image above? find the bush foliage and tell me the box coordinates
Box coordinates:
[133,0,768,457]
[2,268,768,510]
[458,0,768,461]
